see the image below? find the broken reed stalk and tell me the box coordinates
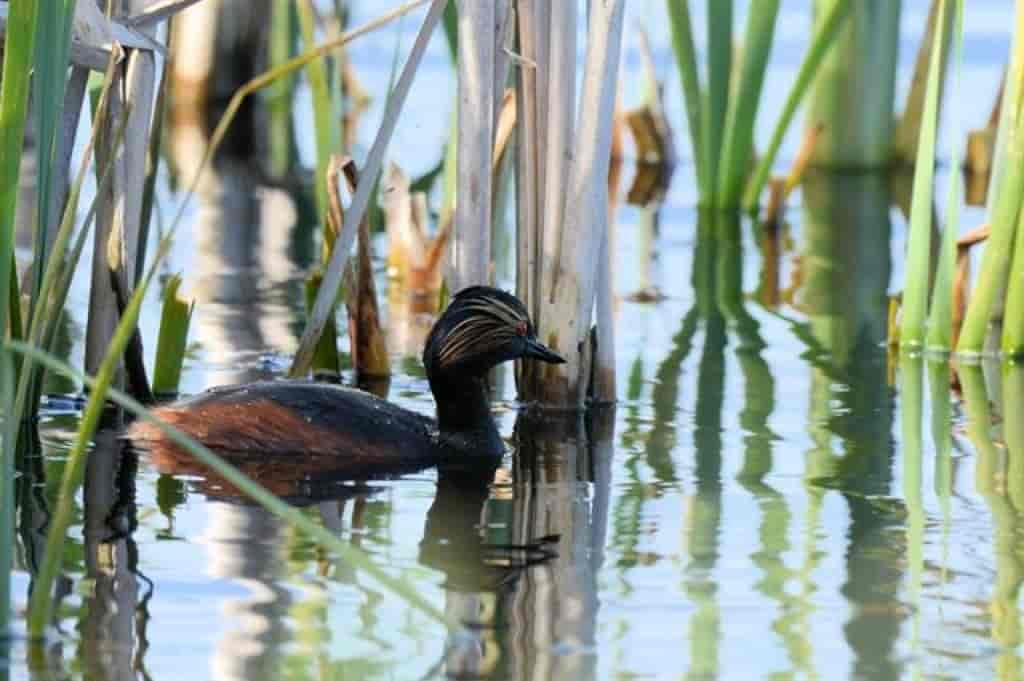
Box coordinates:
[341,159,389,379]
[451,0,496,292]
[762,122,824,228]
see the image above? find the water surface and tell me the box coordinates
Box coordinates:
[7,2,1020,679]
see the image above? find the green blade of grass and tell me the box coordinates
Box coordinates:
[665,0,705,197]
[0,349,13,637]
[1001,205,1024,356]
[297,0,336,254]
[442,0,458,62]
[0,0,41,345]
[7,259,21,343]
[267,0,297,179]
[152,274,194,395]
[958,0,1024,355]
[28,0,77,319]
[304,269,341,377]
[5,342,451,628]
[0,0,41,639]
[703,0,732,208]
[742,0,853,213]
[716,0,781,211]
[926,0,965,352]
[900,0,950,349]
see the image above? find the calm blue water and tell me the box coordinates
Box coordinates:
[7,1,1019,679]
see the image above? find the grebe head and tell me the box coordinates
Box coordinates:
[423,286,564,382]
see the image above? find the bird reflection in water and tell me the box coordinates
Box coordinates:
[134,407,613,681]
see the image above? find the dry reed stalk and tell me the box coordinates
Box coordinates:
[451,0,496,292]
[51,68,89,255]
[953,247,971,349]
[291,0,446,377]
[492,0,513,128]
[384,163,415,276]
[85,0,161,380]
[762,121,824,227]
[965,74,1004,180]
[514,0,540,379]
[624,25,676,169]
[120,0,159,276]
[594,112,623,404]
[341,160,389,379]
[537,1,576,312]
[383,163,449,293]
[492,89,517,173]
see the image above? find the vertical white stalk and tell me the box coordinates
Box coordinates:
[537,0,576,312]
[565,0,624,406]
[452,0,496,291]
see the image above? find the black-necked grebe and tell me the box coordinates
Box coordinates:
[128,286,564,475]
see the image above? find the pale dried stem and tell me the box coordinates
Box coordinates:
[547,0,625,406]
[452,0,496,291]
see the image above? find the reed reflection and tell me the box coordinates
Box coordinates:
[497,411,613,681]
[685,216,726,681]
[960,365,1022,679]
[77,428,149,681]
[167,56,313,389]
[800,170,902,680]
[717,215,820,679]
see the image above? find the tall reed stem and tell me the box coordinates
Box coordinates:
[901,0,950,348]
[958,0,1024,355]
[717,0,780,211]
[703,0,732,206]
[808,0,900,168]
[927,0,965,352]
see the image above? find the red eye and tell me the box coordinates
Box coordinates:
[515,320,528,336]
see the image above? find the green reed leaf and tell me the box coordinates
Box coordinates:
[901,0,950,349]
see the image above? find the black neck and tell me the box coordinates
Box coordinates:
[428,373,502,453]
